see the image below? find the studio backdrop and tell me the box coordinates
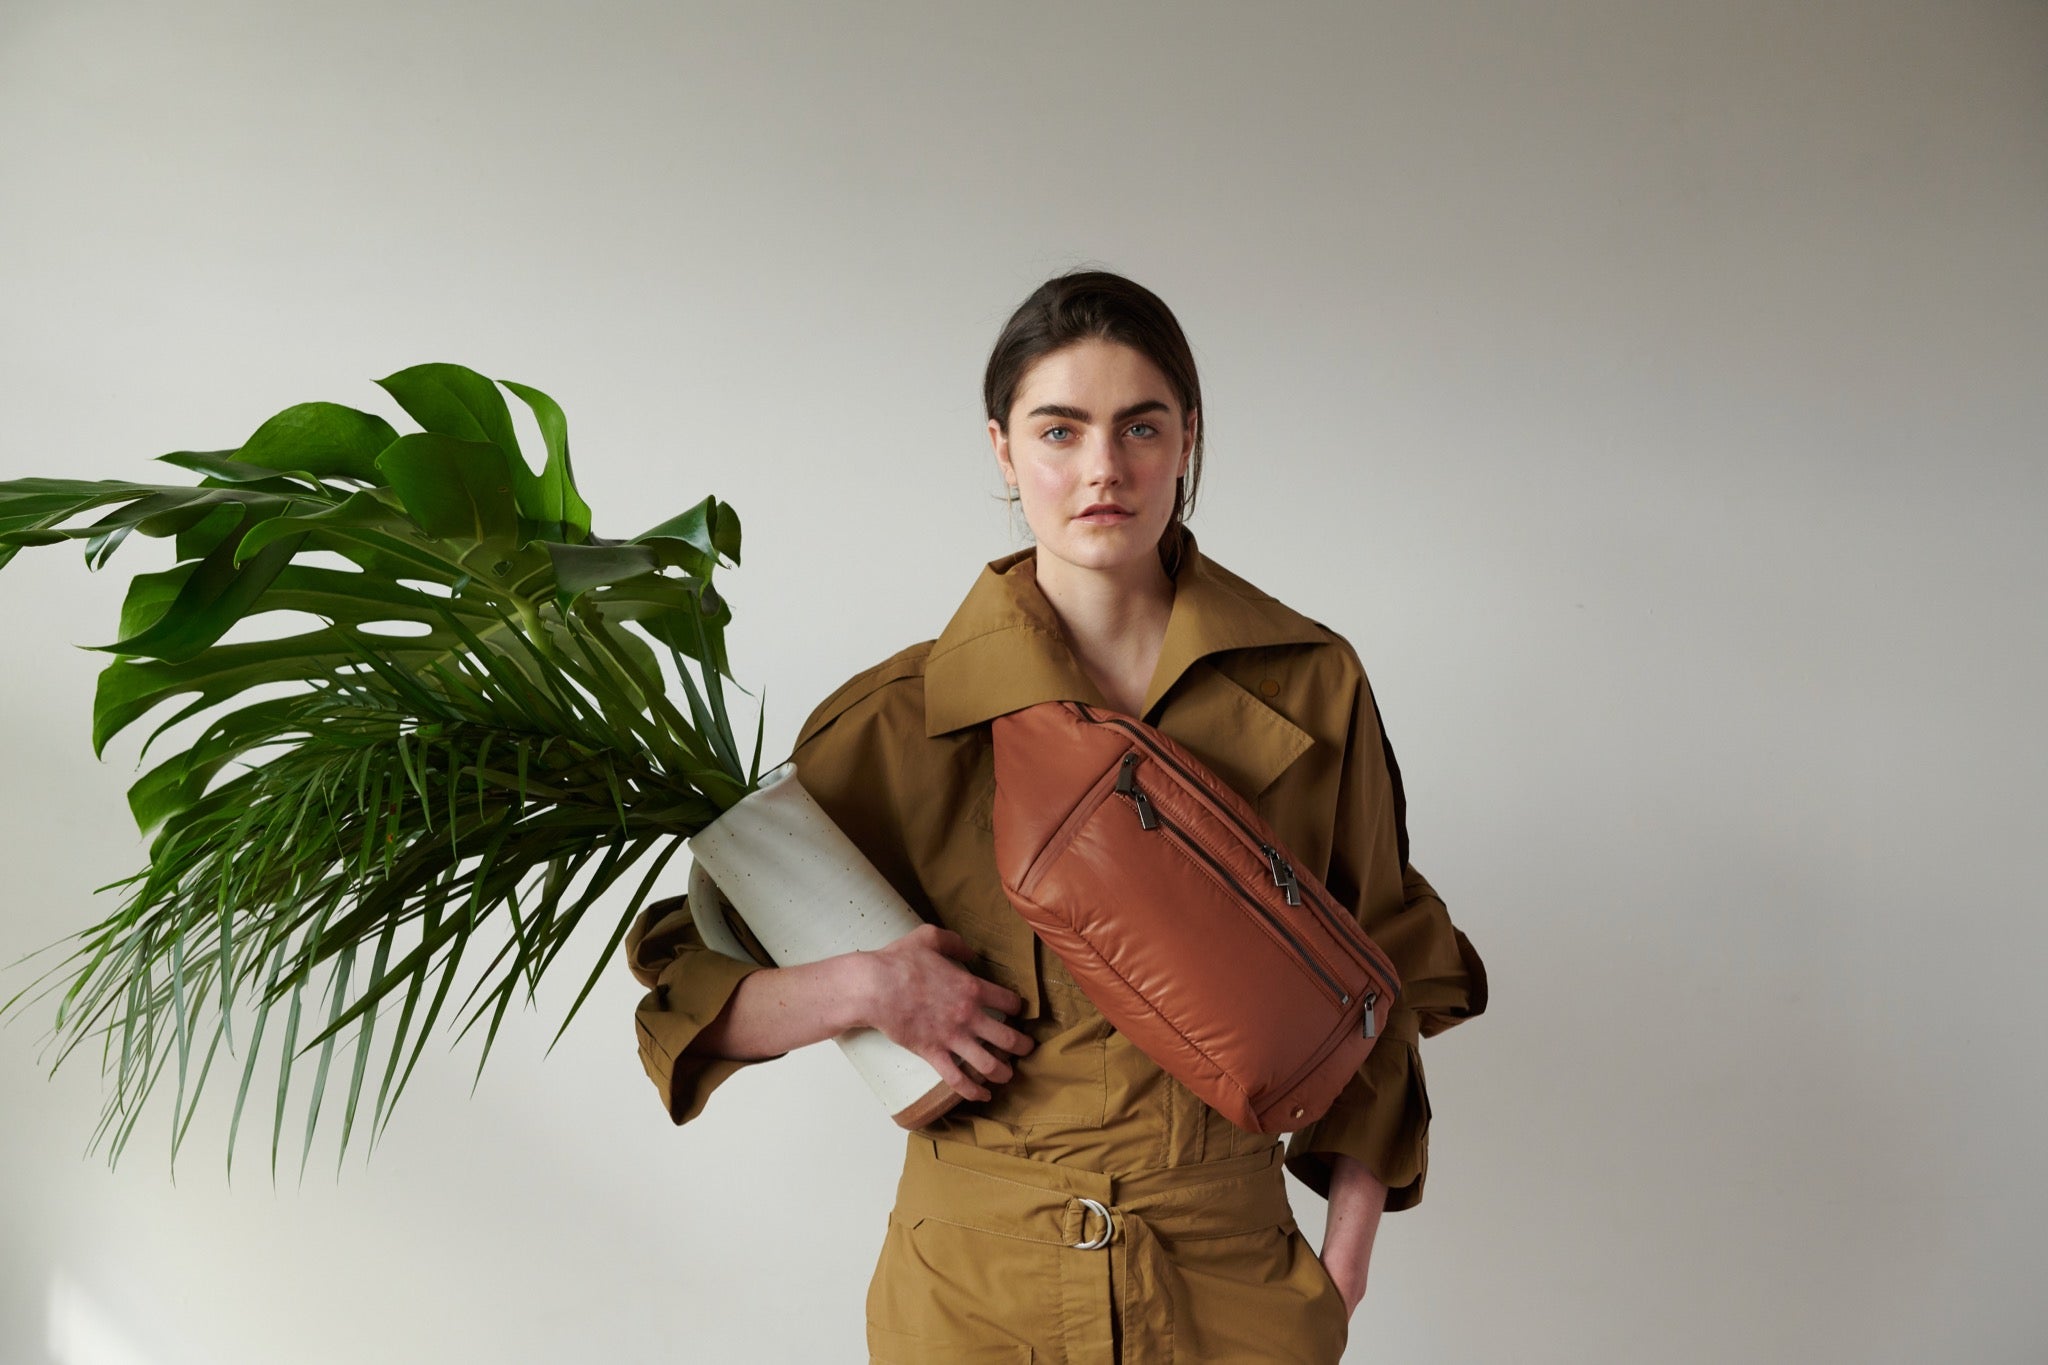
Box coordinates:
[2,3,2043,1362]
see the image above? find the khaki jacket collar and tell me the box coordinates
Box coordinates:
[922,531,1327,795]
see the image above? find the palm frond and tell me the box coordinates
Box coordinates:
[1,364,756,1175]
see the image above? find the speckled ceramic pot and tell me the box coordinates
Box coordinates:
[686,760,961,1128]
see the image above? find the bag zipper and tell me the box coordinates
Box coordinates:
[1111,756,1353,1008]
[1073,702,1401,989]
[1112,751,1160,828]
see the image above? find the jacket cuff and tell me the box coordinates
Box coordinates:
[1282,1011,1431,1211]
[633,948,785,1125]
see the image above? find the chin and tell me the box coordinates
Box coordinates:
[1041,526,1167,575]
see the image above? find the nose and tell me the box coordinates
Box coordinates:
[1081,430,1126,484]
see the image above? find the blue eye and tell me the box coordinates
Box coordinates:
[1042,421,1161,442]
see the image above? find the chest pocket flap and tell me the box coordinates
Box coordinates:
[1154,662,1314,802]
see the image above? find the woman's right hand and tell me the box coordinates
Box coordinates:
[854,923,1035,1102]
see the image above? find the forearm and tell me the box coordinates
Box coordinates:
[684,951,873,1061]
[1319,1152,1388,1302]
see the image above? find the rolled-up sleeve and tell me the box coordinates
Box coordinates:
[621,650,928,1128]
[1283,1006,1431,1208]
[1283,662,1488,1210]
[624,896,787,1126]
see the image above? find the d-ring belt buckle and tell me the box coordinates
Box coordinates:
[1072,1196,1114,1250]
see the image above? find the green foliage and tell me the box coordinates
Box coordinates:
[0,364,763,1178]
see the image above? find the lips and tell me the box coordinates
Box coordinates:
[1077,505,1132,518]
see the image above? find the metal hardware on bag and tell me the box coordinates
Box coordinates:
[1362,990,1378,1038]
[1073,1196,1115,1250]
[1126,780,1351,1008]
[1115,752,1159,829]
[1262,843,1302,906]
[1079,703,1402,991]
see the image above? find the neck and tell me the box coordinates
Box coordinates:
[1030,544,1177,714]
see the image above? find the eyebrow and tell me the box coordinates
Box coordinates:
[1024,399,1173,423]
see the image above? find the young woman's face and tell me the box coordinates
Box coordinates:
[989,337,1196,580]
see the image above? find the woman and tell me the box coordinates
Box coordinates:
[624,269,1488,1364]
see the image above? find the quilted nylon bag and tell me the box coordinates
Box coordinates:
[991,699,1402,1133]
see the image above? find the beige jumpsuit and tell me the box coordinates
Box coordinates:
[625,531,1488,1363]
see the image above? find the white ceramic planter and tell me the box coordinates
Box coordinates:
[685,760,962,1128]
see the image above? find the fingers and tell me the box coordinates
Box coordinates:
[950,1039,1015,1080]
[978,979,1027,1017]
[933,1051,991,1103]
[927,925,977,962]
[994,1022,1034,1056]
[895,925,1037,1103]
[974,1003,1034,1057]
[927,1016,1031,1103]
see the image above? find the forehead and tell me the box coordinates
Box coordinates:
[1013,338,1176,411]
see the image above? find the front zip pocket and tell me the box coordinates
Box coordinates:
[1113,760,1353,1008]
[1016,757,1130,897]
[1073,702,1401,992]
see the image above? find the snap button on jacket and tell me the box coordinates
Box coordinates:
[624,531,1488,1363]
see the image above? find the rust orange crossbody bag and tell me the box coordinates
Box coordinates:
[990,699,1402,1134]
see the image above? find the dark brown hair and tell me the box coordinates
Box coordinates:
[983,269,1204,578]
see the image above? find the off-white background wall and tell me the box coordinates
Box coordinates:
[2,3,2042,1362]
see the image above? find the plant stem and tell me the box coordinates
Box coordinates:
[512,599,559,664]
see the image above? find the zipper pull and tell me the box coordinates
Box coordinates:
[1361,991,1378,1039]
[1115,752,1160,829]
[1132,789,1159,831]
[1263,845,1302,906]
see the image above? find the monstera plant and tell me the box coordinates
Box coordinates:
[0,364,762,1176]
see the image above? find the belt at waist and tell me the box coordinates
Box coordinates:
[891,1132,1295,1250]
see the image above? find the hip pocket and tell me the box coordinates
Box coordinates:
[1167,1219,1350,1363]
[866,1213,1053,1361]
[1287,1222,1353,1358]
[867,1320,1033,1363]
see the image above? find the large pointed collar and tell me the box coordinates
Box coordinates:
[923,529,1328,738]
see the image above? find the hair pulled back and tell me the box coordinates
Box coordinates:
[983,269,1204,578]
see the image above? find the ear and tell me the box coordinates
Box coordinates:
[1180,408,1198,476]
[989,418,1014,484]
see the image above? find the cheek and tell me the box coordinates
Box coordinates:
[1134,459,1181,502]
[1021,462,1072,498]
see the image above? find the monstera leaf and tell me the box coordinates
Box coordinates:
[0,364,763,1177]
